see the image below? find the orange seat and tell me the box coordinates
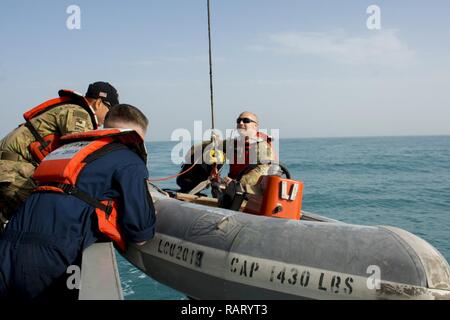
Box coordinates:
[244,176,304,220]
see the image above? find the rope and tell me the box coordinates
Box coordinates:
[147,152,226,183]
[207,0,215,130]
[207,0,222,183]
[149,1,219,185]
[147,157,201,182]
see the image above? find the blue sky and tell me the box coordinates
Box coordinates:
[1,0,450,141]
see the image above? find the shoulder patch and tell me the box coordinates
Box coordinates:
[63,108,92,134]
[72,109,91,132]
[73,110,89,119]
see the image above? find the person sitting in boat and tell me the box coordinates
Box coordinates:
[0,104,156,300]
[222,111,276,195]
[176,111,276,198]
[175,139,222,194]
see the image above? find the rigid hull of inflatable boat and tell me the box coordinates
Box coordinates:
[124,192,450,300]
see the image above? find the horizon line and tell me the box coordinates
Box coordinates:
[145,133,450,143]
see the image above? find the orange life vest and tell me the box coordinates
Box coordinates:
[32,128,146,251]
[24,90,98,163]
[228,132,275,180]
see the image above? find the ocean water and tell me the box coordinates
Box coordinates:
[118,135,450,299]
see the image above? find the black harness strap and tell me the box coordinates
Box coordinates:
[39,183,113,217]
[0,150,21,161]
[25,121,49,149]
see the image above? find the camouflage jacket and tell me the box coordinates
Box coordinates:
[182,136,275,195]
[223,137,275,194]
[0,104,95,166]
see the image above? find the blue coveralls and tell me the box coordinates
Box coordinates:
[0,147,156,300]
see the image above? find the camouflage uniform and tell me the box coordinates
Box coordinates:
[176,138,275,197]
[223,137,276,195]
[0,104,94,226]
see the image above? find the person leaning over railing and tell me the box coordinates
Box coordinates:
[0,82,120,230]
[0,104,156,300]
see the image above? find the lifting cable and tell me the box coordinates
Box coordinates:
[148,0,218,183]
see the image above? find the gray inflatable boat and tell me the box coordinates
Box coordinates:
[124,185,450,300]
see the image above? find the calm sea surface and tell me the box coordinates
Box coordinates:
[118,136,450,299]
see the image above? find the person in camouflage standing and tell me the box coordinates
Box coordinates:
[0,82,120,229]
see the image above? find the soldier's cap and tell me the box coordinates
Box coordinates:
[85,81,119,109]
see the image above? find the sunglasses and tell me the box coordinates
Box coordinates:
[236,117,257,124]
[101,99,112,109]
